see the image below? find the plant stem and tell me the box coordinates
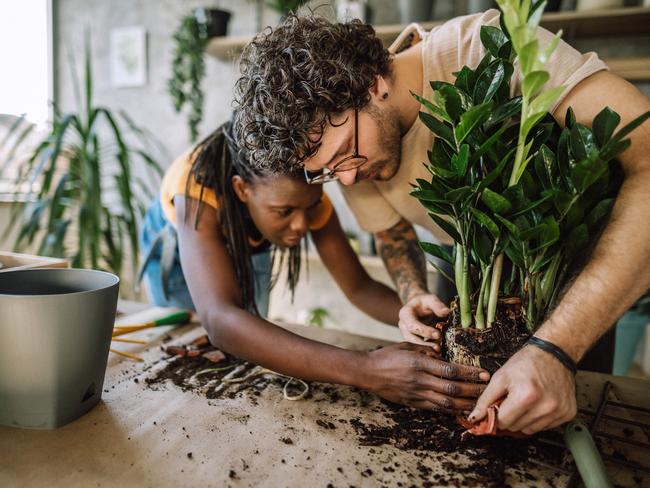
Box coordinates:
[475,263,493,330]
[487,253,504,326]
[456,243,473,328]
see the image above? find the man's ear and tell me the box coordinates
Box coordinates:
[368,74,391,103]
[231,175,250,203]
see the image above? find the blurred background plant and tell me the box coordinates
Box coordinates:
[2,39,163,280]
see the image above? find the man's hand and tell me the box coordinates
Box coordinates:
[359,342,490,412]
[468,345,577,434]
[398,293,450,351]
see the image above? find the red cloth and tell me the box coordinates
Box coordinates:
[457,402,528,439]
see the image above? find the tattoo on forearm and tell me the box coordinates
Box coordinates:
[375,219,428,304]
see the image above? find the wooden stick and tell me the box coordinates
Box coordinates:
[112,324,154,337]
[112,337,147,344]
[109,348,144,362]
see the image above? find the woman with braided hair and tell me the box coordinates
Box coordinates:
[139,120,489,405]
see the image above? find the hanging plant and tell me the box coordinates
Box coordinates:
[411,0,650,372]
[168,9,231,142]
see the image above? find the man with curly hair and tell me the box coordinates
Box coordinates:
[233,9,650,435]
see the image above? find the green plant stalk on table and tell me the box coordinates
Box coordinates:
[4,38,162,279]
[411,0,650,333]
[168,14,211,142]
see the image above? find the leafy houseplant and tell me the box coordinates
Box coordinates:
[411,0,650,371]
[4,40,162,280]
[267,0,309,17]
[168,9,231,142]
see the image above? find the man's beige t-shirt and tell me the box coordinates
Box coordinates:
[340,9,608,244]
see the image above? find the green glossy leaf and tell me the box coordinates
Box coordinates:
[565,224,589,258]
[451,144,470,177]
[564,204,585,230]
[599,138,631,162]
[428,212,462,243]
[445,186,473,203]
[570,123,597,161]
[536,31,561,69]
[477,147,515,191]
[428,139,454,168]
[552,189,573,214]
[420,241,454,265]
[510,188,556,218]
[534,144,556,190]
[480,25,509,58]
[473,60,505,104]
[592,107,620,147]
[439,85,466,122]
[503,183,527,211]
[525,86,565,128]
[522,70,550,99]
[602,110,650,154]
[494,214,520,237]
[528,0,546,27]
[473,228,494,264]
[454,66,476,94]
[481,188,512,214]
[412,92,453,124]
[454,102,493,146]
[586,198,614,229]
[570,156,608,193]
[420,112,455,149]
[498,40,513,60]
[564,107,576,129]
[519,39,538,74]
[410,189,446,202]
[470,207,500,239]
[484,96,522,130]
[505,242,526,269]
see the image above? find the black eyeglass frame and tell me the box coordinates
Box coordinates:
[303,108,368,184]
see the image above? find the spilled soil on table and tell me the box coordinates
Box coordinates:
[144,335,566,486]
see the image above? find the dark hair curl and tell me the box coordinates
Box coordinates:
[233,13,392,173]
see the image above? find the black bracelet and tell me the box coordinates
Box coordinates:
[526,336,578,375]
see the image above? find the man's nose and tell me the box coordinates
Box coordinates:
[336,168,358,186]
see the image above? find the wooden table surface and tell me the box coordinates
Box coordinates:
[1,303,648,487]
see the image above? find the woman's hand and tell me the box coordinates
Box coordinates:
[398,293,450,351]
[357,342,490,412]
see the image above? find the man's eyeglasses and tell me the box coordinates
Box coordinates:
[304,108,368,185]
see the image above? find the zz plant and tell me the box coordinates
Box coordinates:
[411,0,650,334]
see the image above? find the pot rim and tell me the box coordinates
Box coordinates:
[0,268,120,298]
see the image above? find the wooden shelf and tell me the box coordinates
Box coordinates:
[206,7,650,81]
[207,7,650,60]
[604,57,650,81]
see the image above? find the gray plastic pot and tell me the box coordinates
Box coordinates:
[0,268,119,429]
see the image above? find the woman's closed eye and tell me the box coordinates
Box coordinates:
[275,207,294,218]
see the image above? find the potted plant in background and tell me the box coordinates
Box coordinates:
[267,0,309,20]
[3,40,163,282]
[168,7,232,142]
[399,0,434,23]
[411,0,650,372]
